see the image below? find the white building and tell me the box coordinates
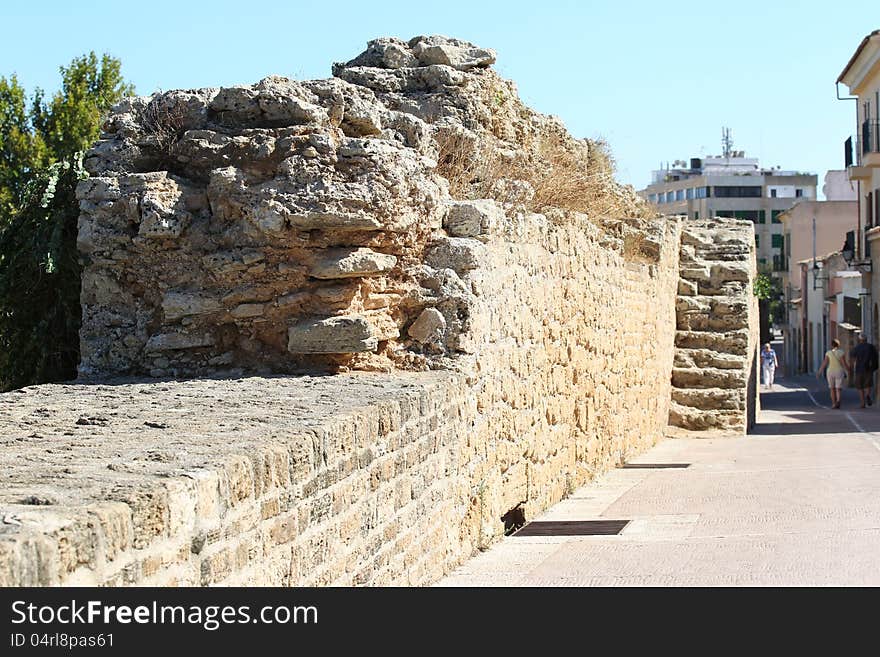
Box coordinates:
[639,153,817,270]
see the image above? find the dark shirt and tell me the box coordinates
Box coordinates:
[851,342,878,373]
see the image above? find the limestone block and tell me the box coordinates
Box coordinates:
[674,348,745,370]
[425,237,486,274]
[287,315,378,353]
[443,199,503,240]
[671,367,746,390]
[409,36,496,70]
[408,308,447,344]
[230,304,265,319]
[678,278,698,295]
[208,77,327,128]
[675,329,750,355]
[162,292,221,321]
[345,37,418,69]
[310,248,397,279]
[710,262,751,284]
[145,332,215,352]
[672,388,743,411]
[139,201,190,239]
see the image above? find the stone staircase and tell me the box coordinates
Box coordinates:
[669,219,759,433]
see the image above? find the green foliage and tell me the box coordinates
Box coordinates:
[31,53,134,161]
[753,272,773,300]
[0,75,49,217]
[0,52,132,390]
[0,156,86,391]
[0,52,132,220]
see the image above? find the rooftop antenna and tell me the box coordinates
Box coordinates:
[722,127,733,159]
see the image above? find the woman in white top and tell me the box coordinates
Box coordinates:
[817,338,850,409]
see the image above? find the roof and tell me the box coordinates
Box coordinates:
[797,251,840,265]
[838,29,880,84]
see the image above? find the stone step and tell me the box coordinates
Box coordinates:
[675,329,752,355]
[668,400,746,432]
[671,386,746,411]
[672,366,747,389]
[674,347,747,370]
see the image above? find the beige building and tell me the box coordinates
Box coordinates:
[779,171,858,369]
[840,30,880,345]
[788,251,865,374]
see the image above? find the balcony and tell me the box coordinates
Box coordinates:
[845,134,872,180]
[862,120,880,168]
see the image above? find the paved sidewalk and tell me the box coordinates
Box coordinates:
[437,376,880,586]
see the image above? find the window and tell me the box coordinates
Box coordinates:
[675,189,684,201]
[772,234,784,249]
[755,234,760,247]
[876,188,880,230]
[713,186,762,198]
[758,210,766,224]
[648,193,658,203]
[867,191,873,226]
[771,210,783,223]
[770,189,777,198]
[694,211,699,221]
[795,188,803,198]
[694,186,709,199]
[686,188,694,200]
[666,191,675,203]
[716,210,760,222]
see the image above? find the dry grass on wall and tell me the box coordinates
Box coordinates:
[434,127,651,222]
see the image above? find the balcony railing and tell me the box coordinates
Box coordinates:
[862,120,880,158]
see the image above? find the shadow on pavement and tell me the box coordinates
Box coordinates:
[750,376,880,436]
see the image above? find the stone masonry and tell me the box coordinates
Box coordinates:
[0,36,758,586]
[669,219,760,433]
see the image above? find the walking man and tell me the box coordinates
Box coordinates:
[850,333,879,408]
[761,343,778,389]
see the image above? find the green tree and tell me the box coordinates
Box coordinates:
[0,53,133,390]
[32,52,133,161]
[0,75,48,217]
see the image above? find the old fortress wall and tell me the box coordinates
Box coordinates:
[0,36,757,586]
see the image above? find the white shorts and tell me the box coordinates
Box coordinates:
[827,372,845,389]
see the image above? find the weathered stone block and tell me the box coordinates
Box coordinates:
[287,315,378,353]
[162,292,221,321]
[310,248,397,279]
[408,308,447,344]
[443,199,502,240]
[425,237,486,274]
[145,333,215,352]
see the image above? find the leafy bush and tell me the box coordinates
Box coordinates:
[0,156,85,390]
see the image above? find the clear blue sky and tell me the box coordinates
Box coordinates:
[1,0,873,193]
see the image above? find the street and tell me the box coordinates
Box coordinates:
[437,374,880,586]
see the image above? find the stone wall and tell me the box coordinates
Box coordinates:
[669,219,760,433]
[0,36,758,586]
[0,208,684,586]
[75,35,648,380]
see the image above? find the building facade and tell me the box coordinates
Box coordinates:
[639,155,817,270]
[787,252,866,374]
[840,30,880,356]
[778,171,859,370]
